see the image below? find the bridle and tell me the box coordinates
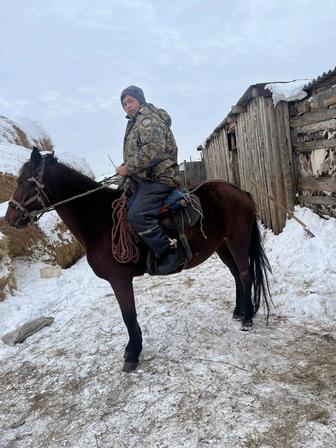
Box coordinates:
[8,153,119,224]
[9,156,51,223]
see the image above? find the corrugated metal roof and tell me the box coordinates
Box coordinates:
[304,66,336,92]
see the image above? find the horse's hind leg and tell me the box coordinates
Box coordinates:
[223,241,254,331]
[216,244,244,320]
[110,276,143,372]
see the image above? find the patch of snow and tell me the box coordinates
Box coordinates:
[0,202,9,217]
[13,116,50,146]
[0,259,10,278]
[0,142,94,181]
[0,143,31,175]
[264,205,336,322]
[265,80,312,106]
[38,210,73,244]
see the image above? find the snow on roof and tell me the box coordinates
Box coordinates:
[265,80,311,107]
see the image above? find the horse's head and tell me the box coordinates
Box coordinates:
[5,147,54,228]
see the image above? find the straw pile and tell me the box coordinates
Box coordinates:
[0,172,17,202]
[53,222,85,269]
[0,232,16,302]
[0,116,86,300]
[0,217,85,269]
[0,115,53,151]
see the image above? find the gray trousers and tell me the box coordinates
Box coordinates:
[127,181,173,257]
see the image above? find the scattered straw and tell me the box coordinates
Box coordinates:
[0,173,17,202]
[0,234,16,301]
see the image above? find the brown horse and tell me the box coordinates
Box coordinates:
[6,148,271,372]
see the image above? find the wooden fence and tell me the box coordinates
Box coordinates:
[202,88,295,234]
[289,78,336,217]
[179,160,206,188]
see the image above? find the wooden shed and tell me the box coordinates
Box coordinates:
[200,83,296,234]
[289,67,336,217]
[179,159,206,188]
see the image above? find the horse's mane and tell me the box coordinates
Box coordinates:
[20,155,121,199]
[53,157,99,188]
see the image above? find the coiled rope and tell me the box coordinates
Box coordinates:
[111,193,139,263]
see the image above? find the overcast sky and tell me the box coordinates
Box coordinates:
[1,0,336,175]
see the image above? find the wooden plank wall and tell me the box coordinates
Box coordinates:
[289,81,336,217]
[180,160,206,188]
[203,97,295,234]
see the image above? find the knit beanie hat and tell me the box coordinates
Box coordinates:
[120,85,146,105]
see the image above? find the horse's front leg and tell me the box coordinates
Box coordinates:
[110,277,143,372]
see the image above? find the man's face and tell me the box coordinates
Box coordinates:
[122,95,141,117]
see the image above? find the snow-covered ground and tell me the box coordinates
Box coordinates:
[0,207,336,447]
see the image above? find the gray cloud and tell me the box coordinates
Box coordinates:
[1,0,336,174]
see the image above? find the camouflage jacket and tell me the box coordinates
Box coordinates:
[123,103,179,186]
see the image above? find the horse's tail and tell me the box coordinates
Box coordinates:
[249,218,272,321]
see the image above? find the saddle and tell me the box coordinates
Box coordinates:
[111,188,202,274]
[159,189,201,229]
[146,189,202,274]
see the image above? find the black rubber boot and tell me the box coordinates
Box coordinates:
[157,245,187,275]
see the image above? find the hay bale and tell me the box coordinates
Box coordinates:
[0,216,83,300]
[0,115,53,151]
[0,232,16,302]
[38,214,85,269]
[0,216,85,269]
[0,172,17,202]
[0,218,52,261]
[0,118,85,301]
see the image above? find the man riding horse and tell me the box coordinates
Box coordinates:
[117,85,187,274]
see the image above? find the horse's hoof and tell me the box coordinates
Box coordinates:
[241,321,253,331]
[122,361,139,373]
[233,314,243,321]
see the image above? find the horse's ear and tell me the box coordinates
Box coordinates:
[30,147,41,167]
[45,150,55,161]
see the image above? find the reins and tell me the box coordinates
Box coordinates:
[10,168,119,222]
[10,153,139,263]
[30,175,119,220]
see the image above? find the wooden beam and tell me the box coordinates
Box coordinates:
[289,107,336,128]
[298,176,336,192]
[296,101,310,115]
[231,105,246,114]
[300,195,336,206]
[293,139,336,151]
[308,85,336,110]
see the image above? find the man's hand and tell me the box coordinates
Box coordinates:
[117,164,128,176]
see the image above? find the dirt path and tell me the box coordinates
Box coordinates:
[1,257,336,447]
